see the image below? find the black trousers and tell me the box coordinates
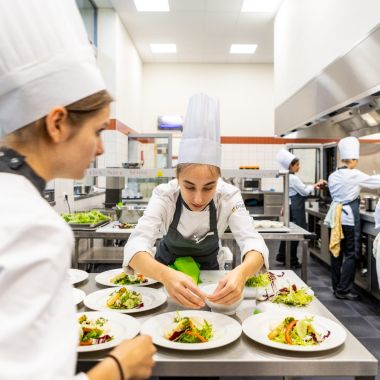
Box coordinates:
[277,240,299,265]
[331,225,357,294]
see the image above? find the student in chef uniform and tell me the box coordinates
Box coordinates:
[0,1,155,379]
[324,136,380,301]
[276,149,327,267]
[123,94,269,308]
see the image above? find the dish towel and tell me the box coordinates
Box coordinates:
[328,203,344,258]
[169,257,201,284]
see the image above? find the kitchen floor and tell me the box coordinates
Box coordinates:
[91,248,380,380]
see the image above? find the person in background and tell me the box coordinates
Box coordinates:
[123,94,269,308]
[276,149,327,268]
[324,136,380,301]
[0,1,155,379]
[373,200,380,287]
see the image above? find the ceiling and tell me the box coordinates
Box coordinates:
[97,0,276,63]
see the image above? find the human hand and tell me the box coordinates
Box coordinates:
[207,267,245,305]
[111,336,156,379]
[163,268,206,308]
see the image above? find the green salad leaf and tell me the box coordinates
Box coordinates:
[61,210,110,225]
[245,272,271,288]
[271,285,313,307]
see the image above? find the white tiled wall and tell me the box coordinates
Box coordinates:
[221,143,286,191]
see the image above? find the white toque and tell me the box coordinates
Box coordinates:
[0,0,106,135]
[178,93,221,167]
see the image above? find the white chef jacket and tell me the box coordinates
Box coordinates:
[328,168,380,225]
[289,174,313,197]
[0,173,87,380]
[123,178,269,269]
[373,200,380,284]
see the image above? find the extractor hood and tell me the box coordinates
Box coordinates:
[275,24,380,139]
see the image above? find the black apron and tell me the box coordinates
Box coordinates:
[290,193,307,229]
[155,194,220,270]
[0,147,45,194]
[342,197,361,259]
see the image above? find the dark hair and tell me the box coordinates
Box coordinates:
[342,158,358,164]
[176,163,221,178]
[289,158,299,167]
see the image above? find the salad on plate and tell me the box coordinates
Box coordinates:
[107,287,143,310]
[78,314,113,346]
[271,284,314,307]
[165,312,213,343]
[268,316,330,346]
[110,272,148,285]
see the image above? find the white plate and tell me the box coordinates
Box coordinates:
[242,311,347,352]
[77,311,140,352]
[141,310,242,350]
[84,286,167,314]
[95,269,158,287]
[73,288,86,306]
[68,269,89,285]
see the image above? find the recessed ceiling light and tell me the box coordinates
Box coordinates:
[150,44,177,53]
[241,0,281,13]
[230,44,257,54]
[134,0,169,12]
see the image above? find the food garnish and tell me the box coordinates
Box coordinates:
[271,284,313,307]
[107,287,143,310]
[165,312,213,344]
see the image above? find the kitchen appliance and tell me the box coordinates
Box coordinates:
[242,178,261,191]
[363,195,378,212]
[117,205,146,224]
[105,176,125,209]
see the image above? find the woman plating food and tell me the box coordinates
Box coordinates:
[123,94,269,308]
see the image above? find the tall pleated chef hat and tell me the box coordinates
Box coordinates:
[0,0,106,136]
[178,93,221,167]
[276,149,296,170]
[338,136,360,160]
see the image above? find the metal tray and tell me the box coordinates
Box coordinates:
[69,220,110,230]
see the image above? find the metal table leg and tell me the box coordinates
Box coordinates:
[301,239,309,282]
[285,241,291,269]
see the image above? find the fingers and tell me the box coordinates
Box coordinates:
[208,282,233,302]
[172,291,202,308]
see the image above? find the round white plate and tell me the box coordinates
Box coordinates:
[77,311,140,353]
[73,288,86,306]
[68,269,89,285]
[84,286,167,314]
[242,311,347,352]
[141,310,242,350]
[95,269,157,287]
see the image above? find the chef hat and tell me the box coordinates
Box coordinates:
[276,149,296,170]
[178,93,221,167]
[338,136,360,160]
[0,0,106,135]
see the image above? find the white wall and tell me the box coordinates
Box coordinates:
[142,63,274,136]
[275,0,380,106]
[97,9,143,130]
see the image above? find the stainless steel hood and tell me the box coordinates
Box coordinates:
[275,24,380,139]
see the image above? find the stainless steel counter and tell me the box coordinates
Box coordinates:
[72,223,315,282]
[75,270,377,379]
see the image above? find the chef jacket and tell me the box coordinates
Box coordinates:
[328,168,380,225]
[0,173,87,380]
[123,178,269,269]
[289,173,313,197]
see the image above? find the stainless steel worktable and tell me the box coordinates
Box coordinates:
[72,222,315,282]
[75,270,377,379]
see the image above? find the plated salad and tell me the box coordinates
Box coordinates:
[268,316,330,346]
[107,287,143,310]
[78,314,113,346]
[271,284,313,307]
[110,272,148,285]
[165,312,213,343]
[245,272,271,288]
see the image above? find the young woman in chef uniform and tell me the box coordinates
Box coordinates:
[0,1,155,379]
[123,94,269,309]
[275,149,326,267]
[325,136,380,301]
